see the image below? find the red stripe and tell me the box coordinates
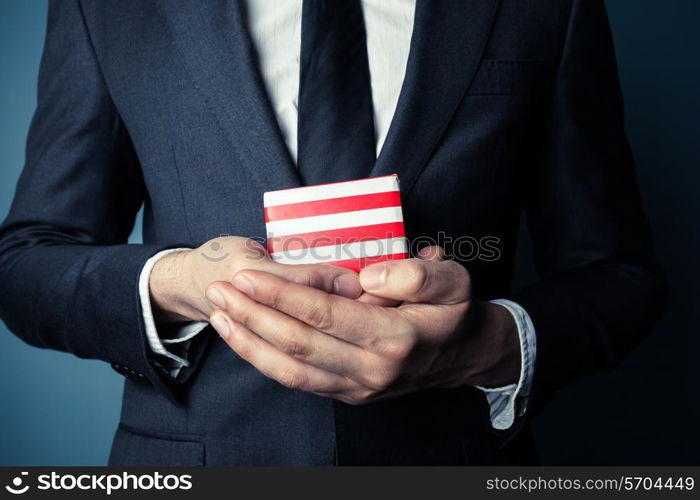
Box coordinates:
[321,252,409,273]
[264,191,401,222]
[267,222,405,254]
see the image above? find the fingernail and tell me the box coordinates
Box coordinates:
[233,273,255,296]
[360,264,387,290]
[210,314,230,340]
[333,274,361,298]
[206,287,225,309]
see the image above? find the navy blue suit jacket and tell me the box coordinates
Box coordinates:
[0,0,666,465]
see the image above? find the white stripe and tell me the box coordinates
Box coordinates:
[264,174,399,207]
[266,206,403,237]
[271,237,408,265]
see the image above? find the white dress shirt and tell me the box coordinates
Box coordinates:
[139,0,536,431]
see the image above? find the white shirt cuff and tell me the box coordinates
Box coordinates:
[476,299,537,430]
[138,248,208,378]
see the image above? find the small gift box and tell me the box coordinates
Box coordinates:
[264,174,408,272]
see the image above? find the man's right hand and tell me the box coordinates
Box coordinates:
[148,236,363,326]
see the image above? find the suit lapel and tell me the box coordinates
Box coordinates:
[155,0,301,190]
[372,0,501,197]
[156,0,499,193]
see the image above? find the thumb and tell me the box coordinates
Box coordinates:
[417,245,446,262]
[359,256,470,305]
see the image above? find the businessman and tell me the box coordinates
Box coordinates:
[0,0,666,465]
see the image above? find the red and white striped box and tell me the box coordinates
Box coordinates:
[264,174,408,272]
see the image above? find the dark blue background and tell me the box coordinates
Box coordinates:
[1,1,698,464]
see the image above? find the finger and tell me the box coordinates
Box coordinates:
[359,258,470,305]
[210,310,355,394]
[207,281,373,378]
[259,260,362,299]
[356,292,400,307]
[229,270,402,348]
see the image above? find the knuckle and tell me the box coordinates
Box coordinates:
[269,281,290,310]
[365,369,394,391]
[305,299,335,331]
[373,333,415,362]
[278,366,308,390]
[279,329,310,358]
[291,269,313,288]
[292,268,323,289]
[405,261,430,296]
[361,355,399,390]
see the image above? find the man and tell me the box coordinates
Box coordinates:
[0,0,665,465]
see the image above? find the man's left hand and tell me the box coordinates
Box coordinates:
[206,246,521,404]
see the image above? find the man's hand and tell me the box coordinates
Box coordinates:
[149,236,362,325]
[206,246,521,404]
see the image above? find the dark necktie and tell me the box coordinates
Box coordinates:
[297,0,376,185]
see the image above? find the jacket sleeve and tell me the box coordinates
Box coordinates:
[0,0,191,404]
[512,0,667,412]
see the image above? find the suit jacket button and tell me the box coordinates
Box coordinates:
[111,363,146,383]
[110,363,125,375]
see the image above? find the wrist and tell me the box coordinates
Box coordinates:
[149,250,204,324]
[466,300,521,387]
